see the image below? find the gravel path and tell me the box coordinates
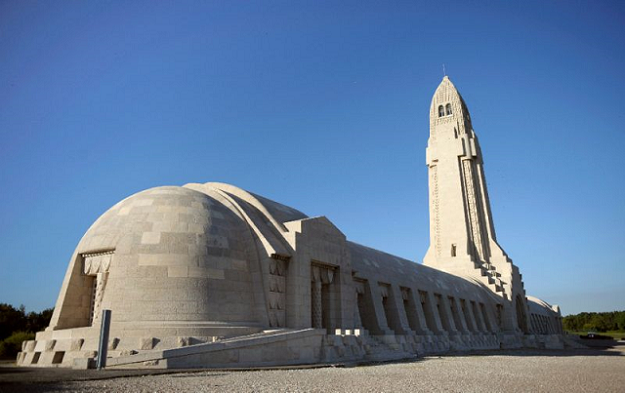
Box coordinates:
[1,348,624,393]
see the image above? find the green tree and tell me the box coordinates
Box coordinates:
[616,312,625,331]
[26,308,54,333]
[0,303,26,341]
[564,311,625,333]
[0,304,54,359]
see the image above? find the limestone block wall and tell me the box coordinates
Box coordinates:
[348,241,505,348]
[528,296,563,335]
[283,217,354,331]
[48,186,266,338]
[17,180,566,369]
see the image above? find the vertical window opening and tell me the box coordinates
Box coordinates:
[438,105,445,117]
[357,281,380,335]
[435,294,452,332]
[496,304,504,329]
[451,244,457,257]
[400,287,422,333]
[89,276,97,325]
[480,303,493,332]
[445,103,452,115]
[471,301,486,332]
[52,351,65,364]
[82,250,113,328]
[381,295,393,331]
[311,263,337,333]
[321,282,331,331]
[448,296,464,331]
[379,284,400,333]
[419,290,437,332]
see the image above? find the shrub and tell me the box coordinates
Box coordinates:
[0,331,34,359]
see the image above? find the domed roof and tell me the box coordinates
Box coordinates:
[527,295,560,316]
[77,186,252,256]
[183,182,307,258]
[60,185,261,326]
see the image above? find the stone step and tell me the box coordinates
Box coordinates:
[476,273,504,293]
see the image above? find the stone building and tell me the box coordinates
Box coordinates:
[17,77,567,369]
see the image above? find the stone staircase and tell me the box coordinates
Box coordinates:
[476,262,504,293]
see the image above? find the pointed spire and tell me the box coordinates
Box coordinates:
[430,76,471,124]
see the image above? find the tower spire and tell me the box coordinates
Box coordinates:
[423,77,530,332]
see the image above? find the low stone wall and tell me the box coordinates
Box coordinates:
[17,327,573,369]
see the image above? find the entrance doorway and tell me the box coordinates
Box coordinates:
[310,263,338,332]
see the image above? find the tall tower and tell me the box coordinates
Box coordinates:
[423,76,530,334]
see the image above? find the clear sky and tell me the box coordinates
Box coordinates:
[1,1,623,316]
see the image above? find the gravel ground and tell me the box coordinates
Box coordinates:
[1,347,624,393]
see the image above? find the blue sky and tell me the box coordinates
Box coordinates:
[0,1,623,316]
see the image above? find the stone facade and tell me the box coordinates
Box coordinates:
[17,77,566,369]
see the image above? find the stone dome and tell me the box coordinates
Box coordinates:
[52,186,261,332]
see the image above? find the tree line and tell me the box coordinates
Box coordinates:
[0,303,53,359]
[563,311,625,333]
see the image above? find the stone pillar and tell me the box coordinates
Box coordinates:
[502,298,518,332]
[406,288,432,335]
[422,291,445,334]
[472,302,488,333]
[312,280,322,329]
[438,295,459,334]
[368,282,393,335]
[386,285,412,334]
[479,303,495,332]
[487,304,501,333]
[463,300,479,333]
[353,288,362,328]
[322,268,336,330]
[451,297,470,333]
[91,272,108,326]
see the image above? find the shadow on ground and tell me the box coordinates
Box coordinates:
[437,341,625,359]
